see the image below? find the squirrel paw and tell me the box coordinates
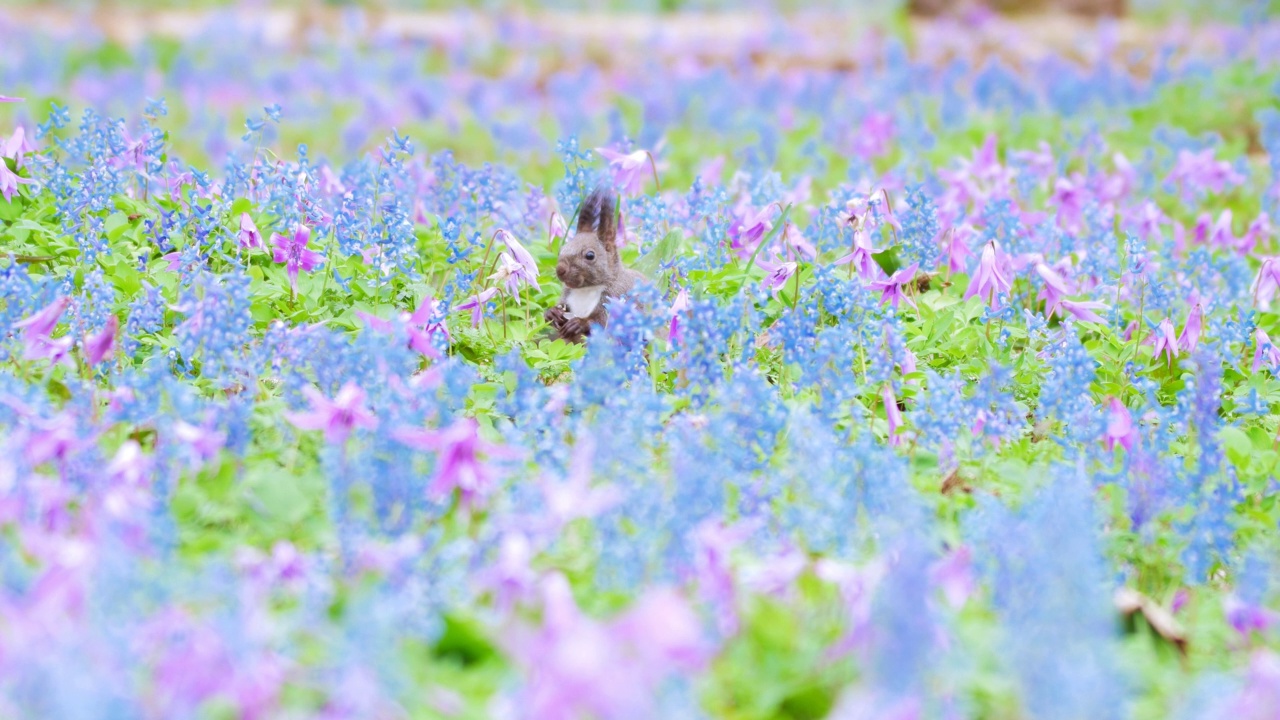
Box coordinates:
[558,317,593,344]
[544,305,568,328]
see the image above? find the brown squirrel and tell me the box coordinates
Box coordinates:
[544,188,644,343]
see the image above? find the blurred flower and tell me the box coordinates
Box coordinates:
[394,417,518,509]
[285,382,377,444]
[83,315,118,366]
[1104,397,1138,452]
[964,241,1011,309]
[668,288,689,345]
[596,146,652,195]
[882,384,905,447]
[1179,303,1203,352]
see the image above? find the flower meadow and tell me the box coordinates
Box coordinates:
[3,5,1280,719]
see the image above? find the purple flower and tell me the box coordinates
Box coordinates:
[596,146,653,195]
[945,224,975,273]
[408,295,450,357]
[393,418,519,509]
[1241,212,1272,255]
[83,314,118,366]
[1104,397,1138,452]
[0,95,22,103]
[834,226,883,280]
[1253,328,1280,373]
[14,296,73,364]
[173,420,226,469]
[882,384,905,447]
[729,205,775,258]
[1225,595,1277,638]
[285,382,378,444]
[758,259,797,297]
[454,287,498,327]
[1179,303,1203,352]
[1251,257,1280,308]
[870,263,919,311]
[474,532,538,611]
[930,546,975,609]
[14,296,68,339]
[496,229,540,292]
[964,240,1011,309]
[2,126,34,167]
[0,155,36,202]
[1035,262,1072,317]
[538,437,620,534]
[270,224,325,295]
[1149,318,1180,366]
[1167,147,1245,197]
[668,288,689,345]
[238,213,263,250]
[1059,299,1109,324]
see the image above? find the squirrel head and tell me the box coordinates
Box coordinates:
[556,188,621,289]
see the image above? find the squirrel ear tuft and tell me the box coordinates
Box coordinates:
[576,187,617,249]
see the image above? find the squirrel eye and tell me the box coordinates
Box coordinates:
[585,251,596,261]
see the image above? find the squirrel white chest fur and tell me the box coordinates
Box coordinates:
[564,285,606,319]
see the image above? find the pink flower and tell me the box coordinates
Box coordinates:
[882,384,905,447]
[1253,328,1280,373]
[1104,397,1138,452]
[869,263,919,311]
[964,240,1011,309]
[1179,303,1203,352]
[454,287,498,327]
[285,382,378,444]
[393,418,519,509]
[270,224,324,295]
[238,213,262,250]
[596,147,652,195]
[84,315,118,366]
[0,95,22,103]
[1149,318,1180,366]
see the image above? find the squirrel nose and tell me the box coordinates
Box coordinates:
[555,264,567,281]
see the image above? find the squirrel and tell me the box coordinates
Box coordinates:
[544,188,644,344]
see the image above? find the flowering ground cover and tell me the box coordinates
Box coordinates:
[2,5,1280,718]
